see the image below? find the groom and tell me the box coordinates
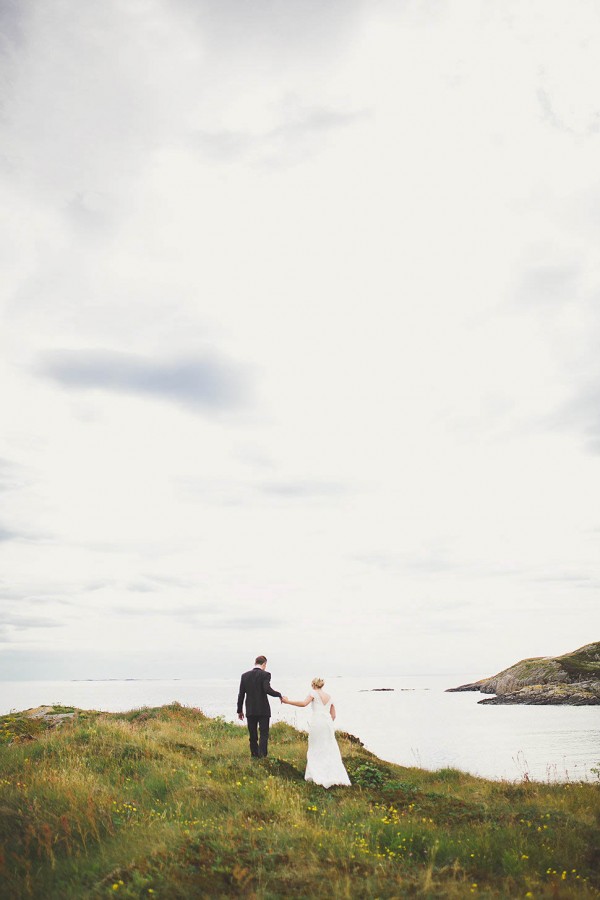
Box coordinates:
[237,655,283,758]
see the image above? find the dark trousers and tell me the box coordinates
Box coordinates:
[246,715,270,757]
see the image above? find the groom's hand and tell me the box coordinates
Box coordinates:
[238,712,244,721]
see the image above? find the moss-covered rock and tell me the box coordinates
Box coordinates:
[479,681,600,705]
[447,641,600,705]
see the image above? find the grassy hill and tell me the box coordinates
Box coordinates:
[1,703,599,898]
[557,642,600,679]
[448,642,600,704]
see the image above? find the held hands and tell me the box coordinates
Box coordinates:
[281,696,289,704]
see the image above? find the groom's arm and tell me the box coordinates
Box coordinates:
[237,677,246,719]
[262,671,282,699]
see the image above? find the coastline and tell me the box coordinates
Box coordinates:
[1,675,599,783]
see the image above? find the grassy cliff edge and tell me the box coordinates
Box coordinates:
[1,703,599,898]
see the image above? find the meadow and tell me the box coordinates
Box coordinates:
[0,703,598,898]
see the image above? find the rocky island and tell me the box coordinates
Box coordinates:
[447,641,600,705]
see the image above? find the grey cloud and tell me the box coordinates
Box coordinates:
[517,255,600,450]
[351,553,397,570]
[235,446,275,470]
[351,555,541,582]
[380,601,475,635]
[192,102,368,167]
[531,571,593,583]
[549,381,600,450]
[37,348,249,412]
[0,522,51,543]
[351,552,457,574]
[174,476,254,508]
[26,596,73,607]
[65,578,168,596]
[537,88,567,134]
[415,618,474,635]
[85,580,112,592]
[260,480,347,499]
[0,0,26,49]
[0,646,135,680]
[142,574,196,589]
[80,536,191,556]
[177,0,364,59]
[111,605,282,631]
[112,604,216,620]
[477,564,600,588]
[0,457,23,493]
[0,644,242,680]
[1,588,51,603]
[224,616,282,630]
[484,564,536,579]
[273,103,368,138]
[192,129,254,163]
[1,579,99,606]
[1,7,154,199]
[403,557,457,575]
[0,611,61,632]
[126,581,159,594]
[538,86,600,137]
[517,264,580,307]
[531,573,600,589]
[259,103,369,167]
[64,192,112,235]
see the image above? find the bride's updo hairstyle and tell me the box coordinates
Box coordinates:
[311,677,325,689]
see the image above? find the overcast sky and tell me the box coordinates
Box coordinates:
[1,0,599,681]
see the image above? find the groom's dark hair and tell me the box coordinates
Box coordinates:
[255,655,267,665]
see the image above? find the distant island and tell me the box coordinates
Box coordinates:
[447,641,600,705]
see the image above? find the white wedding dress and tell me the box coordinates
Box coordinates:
[304,691,351,788]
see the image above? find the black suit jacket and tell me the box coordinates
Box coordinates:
[237,667,282,717]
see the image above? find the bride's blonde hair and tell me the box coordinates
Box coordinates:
[311,677,325,689]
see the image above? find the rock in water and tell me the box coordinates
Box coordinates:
[447,641,600,706]
[479,682,600,705]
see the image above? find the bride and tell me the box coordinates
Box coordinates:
[282,678,351,788]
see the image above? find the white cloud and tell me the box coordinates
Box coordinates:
[1,0,599,680]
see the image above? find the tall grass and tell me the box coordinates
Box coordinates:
[1,703,598,898]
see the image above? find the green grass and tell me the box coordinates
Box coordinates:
[558,643,600,679]
[1,703,599,898]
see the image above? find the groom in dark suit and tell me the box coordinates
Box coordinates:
[237,655,283,758]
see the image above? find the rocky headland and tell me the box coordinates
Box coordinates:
[447,641,600,705]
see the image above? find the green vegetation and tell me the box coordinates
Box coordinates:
[558,643,600,679]
[1,704,599,898]
[449,642,600,704]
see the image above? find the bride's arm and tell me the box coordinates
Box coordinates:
[330,703,336,721]
[282,694,313,707]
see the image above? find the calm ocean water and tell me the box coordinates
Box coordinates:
[1,675,598,782]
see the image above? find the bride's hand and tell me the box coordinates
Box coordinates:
[281,696,289,703]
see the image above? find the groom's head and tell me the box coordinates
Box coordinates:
[255,655,267,669]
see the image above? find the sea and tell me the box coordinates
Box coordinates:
[1,675,598,783]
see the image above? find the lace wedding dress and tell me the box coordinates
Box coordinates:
[305,691,351,788]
